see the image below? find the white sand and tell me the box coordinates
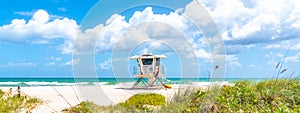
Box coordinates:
[0,83,209,113]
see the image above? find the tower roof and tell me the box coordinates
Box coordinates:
[129,53,167,60]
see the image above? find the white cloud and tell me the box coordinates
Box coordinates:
[0,2,224,56]
[210,0,252,25]
[72,6,199,54]
[63,61,72,66]
[291,20,300,28]
[61,40,75,54]
[45,62,56,66]
[0,9,78,54]
[264,39,300,50]
[31,40,51,44]
[3,0,299,57]
[263,51,300,66]
[14,11,35,16]
[73,58,80,65]
[32,10,49,23]
[149,41,162,48]
[194,49,211,59]
[49,62,56,65]
[63,58,80,66]
[44,56,62,67]
[191,47,240,68]
[47,56,62,61]
[228,61,242,68]
[2,62,37,68]
[58,8,67,12]
[74,24,104,54]
[200,0,300,47]
[285,52,300,63]
[265,44,282,49]
[264,52,285,59]
[140,48,149,54]
[99,59,112,70]
[226,55,241,68]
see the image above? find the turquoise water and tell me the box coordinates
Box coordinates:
[0,78,269,87]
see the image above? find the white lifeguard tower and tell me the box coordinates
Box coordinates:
[130,53,168,88]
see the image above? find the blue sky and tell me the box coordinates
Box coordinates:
[0,0,300,78]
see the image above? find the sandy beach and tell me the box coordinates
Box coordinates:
[0,83,213,113]
[1,86,81,113]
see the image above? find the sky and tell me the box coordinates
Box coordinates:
[0,0,300,78]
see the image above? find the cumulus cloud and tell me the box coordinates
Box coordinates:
[0,2,220,57]
[73,24,104,54]
[194,49,211,59]
[3,0,299,70]
[73,4,229,67]
[102,7,191,51]
[201,0,300,47]
[72,6,202,55]
[0,9,78,54]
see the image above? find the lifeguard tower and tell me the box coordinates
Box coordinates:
[130,53,169,88]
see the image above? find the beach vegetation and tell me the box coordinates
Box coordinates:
[0,89,42,112]
[119,93,165,111]
[63,79,299,112]
[184,79,300,112]
[62,101,101,113]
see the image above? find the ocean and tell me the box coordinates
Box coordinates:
[0,78,269,87]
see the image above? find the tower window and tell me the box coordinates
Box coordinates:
[142,59,153,65]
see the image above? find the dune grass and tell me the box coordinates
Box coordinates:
[184,79,300,112]
[63,79,300,112]
[0,89,42,112]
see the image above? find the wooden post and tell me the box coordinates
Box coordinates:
[17,86,21,97]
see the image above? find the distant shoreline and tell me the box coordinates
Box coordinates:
[0,78,273,87]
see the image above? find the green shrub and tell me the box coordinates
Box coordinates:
[119,93,165,111]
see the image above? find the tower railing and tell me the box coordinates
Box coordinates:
[133,65,164,77]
